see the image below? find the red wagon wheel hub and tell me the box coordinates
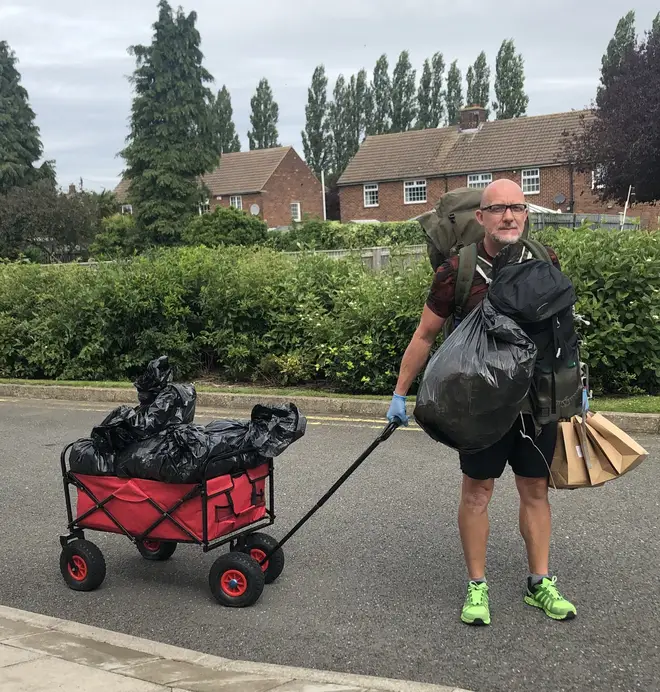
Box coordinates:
[250,548,269,571]
[142,540,161,552]
[67,555,88,582]
[220,570,248,597]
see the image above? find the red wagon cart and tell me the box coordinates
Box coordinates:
[59,443,284,607]
[59,421,399,608]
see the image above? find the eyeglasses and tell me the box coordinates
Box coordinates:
[480,204,528,215]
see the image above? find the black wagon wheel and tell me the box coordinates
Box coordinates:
[60,540,106,592]
[234,532,285,585]
[208,552,265,607]
[136,539,178,561]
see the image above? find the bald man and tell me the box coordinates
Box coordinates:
[387,179,576,625]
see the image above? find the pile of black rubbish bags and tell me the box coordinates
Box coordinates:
[69,357,306,484]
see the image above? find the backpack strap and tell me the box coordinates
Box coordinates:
[521,238,552,264]
[453,243,478,321]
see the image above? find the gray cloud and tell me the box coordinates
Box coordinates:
[2,0,658,191]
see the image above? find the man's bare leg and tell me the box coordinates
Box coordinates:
[458,476,494,579]
[515,475,550,575]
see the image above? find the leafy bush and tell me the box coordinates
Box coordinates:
[266,219,425,251]
[535,227,660,395]
[90,213,143,259]
[0,227,658,396]
[182,206,268,247]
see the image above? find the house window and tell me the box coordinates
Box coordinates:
[363,183,379,208]
[467,173,492,189]
[404,179,427,204]
[592,165,605,190]
[230,195,242,210]
[198,199,210,215]
[522,169,540,195]
[290,202,301,222]
[121,204,133,215]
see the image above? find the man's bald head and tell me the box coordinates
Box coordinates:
[476,179,528,247]
[480,179,526,208]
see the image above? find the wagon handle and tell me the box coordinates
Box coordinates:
[258,421,399,563]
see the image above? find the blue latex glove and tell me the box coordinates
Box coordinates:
[387,393,409,426]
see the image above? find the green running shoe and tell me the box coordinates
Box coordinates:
[461,581,490,626]
[524,576,576,620]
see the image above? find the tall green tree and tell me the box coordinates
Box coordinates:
[346,69,372,156]
[328,75,352,175]
[120,1,218,245]
[416,58,433,129]
[370,54,392,134]
[213,85,241,153]
[466,51,490,115]
[0,41,54,194]
[247,78,280,150]
[598,10,636,106]
[301,65,331,177]
[391,50,417,132]
[446,60,464,125]
[492,39,528,119]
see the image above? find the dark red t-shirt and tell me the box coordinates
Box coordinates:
[426,241,561,319]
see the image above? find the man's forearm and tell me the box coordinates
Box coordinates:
[394,334,434,396]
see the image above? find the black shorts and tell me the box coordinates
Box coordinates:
[459,415,558,481]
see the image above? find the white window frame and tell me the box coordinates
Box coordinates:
[198,198,210,215]
[591,165,605,191]
[121,204,133,215]
[521,168,540,195]
[363,183,379,208]
[403,179,427,205]
[229,195,242,210]
[467,173,492,189]
[290,201,301,222]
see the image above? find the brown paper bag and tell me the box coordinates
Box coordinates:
[585,412,649,474]
[586,424,624,474]
[573,416,618,486]
[549,421,590,489]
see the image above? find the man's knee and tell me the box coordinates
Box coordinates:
[516,475,549,504]
[460,476,494,513]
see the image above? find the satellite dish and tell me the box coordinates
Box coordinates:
[554,193,567,205]
[250,204,260,216]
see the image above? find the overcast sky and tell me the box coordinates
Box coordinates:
[2,0,657,192]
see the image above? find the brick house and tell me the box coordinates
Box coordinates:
[115,146,324,229]
[337,107,658,228]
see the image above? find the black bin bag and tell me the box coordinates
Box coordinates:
[69,438,115,476]
[413,297,537,454]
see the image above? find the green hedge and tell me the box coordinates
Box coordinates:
[265,218,425,251]
[0,227,658,395]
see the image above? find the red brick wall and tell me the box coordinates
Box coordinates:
[211,192,263,217]
[340,166,660,228]
[262,148,324,227]
[339,178,449,222]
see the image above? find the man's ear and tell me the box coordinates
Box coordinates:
[475,209,485,226]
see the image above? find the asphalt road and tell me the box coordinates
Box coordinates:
[0,397,658,692]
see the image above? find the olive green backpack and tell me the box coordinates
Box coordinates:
[417,187,547,335]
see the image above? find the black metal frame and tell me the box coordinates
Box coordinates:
[59,442,276,554]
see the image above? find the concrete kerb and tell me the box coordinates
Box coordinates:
[0,383,658,436]
[0,605,468,692]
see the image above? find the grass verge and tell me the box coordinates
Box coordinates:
[0,379,658,412]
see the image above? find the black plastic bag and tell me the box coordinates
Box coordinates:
[414,298,537,454]
[116,404,306,483]
[134,355,173,405]
[133,383,196,436]
[91,405,140,455]
[69,438,115,476]
[115,425,210,484]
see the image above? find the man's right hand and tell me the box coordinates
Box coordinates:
[387,393,409,426]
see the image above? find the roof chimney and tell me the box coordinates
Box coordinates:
[459,106,488,131]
